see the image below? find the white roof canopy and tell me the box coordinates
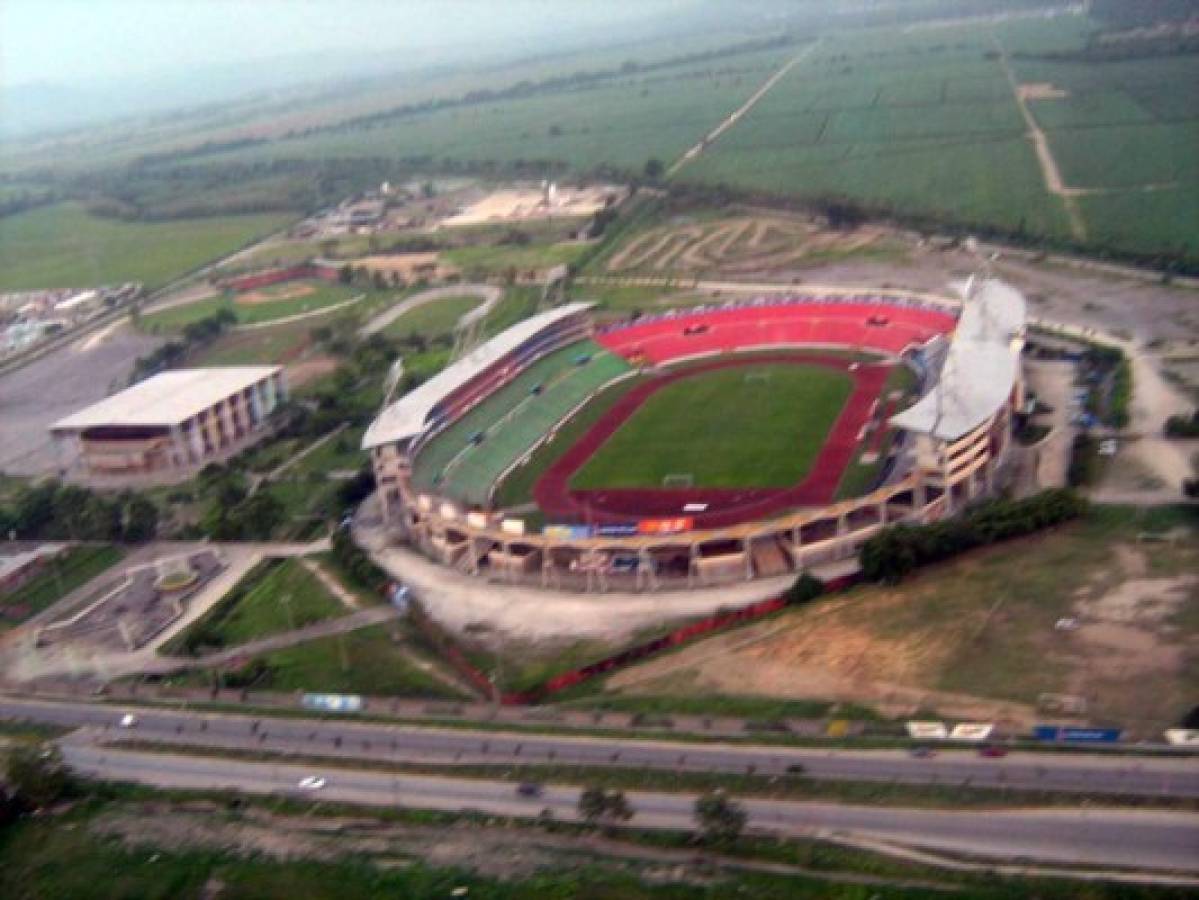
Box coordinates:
[890,279,1025,441]
[362,302,593,449]
[51,367,280,431]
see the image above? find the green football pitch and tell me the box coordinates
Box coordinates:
[569,362,853,490]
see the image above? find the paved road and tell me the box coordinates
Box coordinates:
[358,283,501,337]
[57,743,1199,872]
[4,697,1196,799]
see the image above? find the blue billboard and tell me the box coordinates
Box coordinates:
[1033,725,1122,744]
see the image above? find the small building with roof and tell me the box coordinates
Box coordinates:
[49,366,287,485]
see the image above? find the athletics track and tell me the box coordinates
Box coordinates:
[532,353,891,529]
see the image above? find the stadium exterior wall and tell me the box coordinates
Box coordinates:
[368,284,1024,592]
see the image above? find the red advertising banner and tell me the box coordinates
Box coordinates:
[636,516,694,535]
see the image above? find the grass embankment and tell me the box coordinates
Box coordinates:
[160,559,345,657]
[0,545,123,629]
[162,619,466,701]
[602,505,1198,736]
[571,363,852,489]
[0,203,292,292]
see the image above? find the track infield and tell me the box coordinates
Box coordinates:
[534,354,892,528]
[571,362,851,490]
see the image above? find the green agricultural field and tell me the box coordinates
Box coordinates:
[382,294,482,340]
[0,203,292,292]
[571,362,852,490]
[162,558,346,656]
[140,281,363,331]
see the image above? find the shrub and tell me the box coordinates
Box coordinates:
[783,572,824,605]
[859,489,1088,583]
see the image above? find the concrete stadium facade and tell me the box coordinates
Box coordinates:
[366,282,1025,592]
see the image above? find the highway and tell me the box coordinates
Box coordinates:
[4,696,1198,799]
[58,743,1199,872]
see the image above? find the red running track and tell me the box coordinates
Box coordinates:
[532,353,891,529]
[596,302,956,365]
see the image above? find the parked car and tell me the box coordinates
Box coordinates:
[978,745,1008,758]
[516,782,543,798]
[909,746,935,758]
[297,776,327,791]
[118,713,138,729]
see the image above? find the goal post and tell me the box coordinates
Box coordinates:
[662,473,694,488]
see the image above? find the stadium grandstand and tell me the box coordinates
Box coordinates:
[364,302,595,518]
[364,281,1027,592]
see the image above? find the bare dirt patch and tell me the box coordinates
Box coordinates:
[1018,83,1069,101]
[89,800,651,881]
[236,283,315,306]
[285,354,339,388]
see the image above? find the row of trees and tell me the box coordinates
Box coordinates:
[859,488,1089,583]
[130,306,237,382]
[576,785,747,845]
[0,480,157,543]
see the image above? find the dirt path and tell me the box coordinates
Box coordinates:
[358,284,500,337]
[232,293,365,331]
[993,37,1088,241]
[668,38,823,177]
[299,557,361,612]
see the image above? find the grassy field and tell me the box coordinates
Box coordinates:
[0,203,292,292]
[0,545,123,630]
[571,363,851,490]
[162,558,346,656]
[141,281,361,331]
[605,505,1198,737]
[442,240,589,275]
[381,294,482,340]
[215,623,465,698]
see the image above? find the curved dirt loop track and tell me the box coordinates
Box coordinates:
[533,353,891,528]
[606,217,885,276]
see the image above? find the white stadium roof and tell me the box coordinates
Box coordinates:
[51,367,281,431]
[890,279,1025,441]
[362,302,593,449]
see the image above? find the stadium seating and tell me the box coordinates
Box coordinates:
[412,340,631,504]
[596,297,957,364]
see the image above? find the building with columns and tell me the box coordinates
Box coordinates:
[50,366,286,485]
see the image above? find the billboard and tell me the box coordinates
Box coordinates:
[500,518,525,536]
[949,723,994,742]
[1033,725,1122,744]
[302,693,363,713]
[637,516,694,535]
[543,524,592,540]
[596,522,638,537]
[906,721,948,740]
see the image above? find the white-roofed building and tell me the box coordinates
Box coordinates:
[50,366,287,484]
[890,278,1026,509]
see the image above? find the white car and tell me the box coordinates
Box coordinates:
[297,776,327,791]
[118,713,138,729]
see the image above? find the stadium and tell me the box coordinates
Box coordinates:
[364,280,1026,591]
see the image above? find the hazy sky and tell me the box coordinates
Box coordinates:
[1,0,693,89]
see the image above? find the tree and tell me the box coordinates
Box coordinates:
[693,791,746,845]
[644,158,665,180]
[577,786,634,832]
[121,494,159,543]
[5,743,70,810]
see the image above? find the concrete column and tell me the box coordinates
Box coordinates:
[188,420,205,461]
[878,501,888,526]
[249,383,264,425]
[743,539,753,581]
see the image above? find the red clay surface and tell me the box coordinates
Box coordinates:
[533,353,892,529]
